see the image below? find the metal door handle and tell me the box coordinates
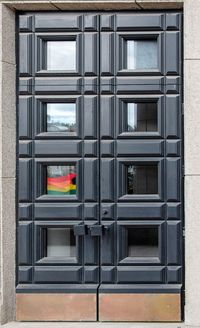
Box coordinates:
[74,224,86,236]
[89,225,102,236]
[74,224,110,236]
[89,224,110,236]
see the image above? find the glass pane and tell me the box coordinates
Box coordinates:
[127,164,158,194]
[47,41,76,71]
[127,40,158,70]
[128,227,158,257]
[127,103,157,132]
[47,165,76,195]
[47,228,76,257]
[47,103,76,132]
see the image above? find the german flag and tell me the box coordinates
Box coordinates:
[47,173,76,195]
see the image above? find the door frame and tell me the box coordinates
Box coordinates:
[2,2,196,326]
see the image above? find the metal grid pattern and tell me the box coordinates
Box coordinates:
[17,11,183,294]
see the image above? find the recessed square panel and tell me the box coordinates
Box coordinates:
[127,164,158,194]
[47,165,76,195]
[47,228,76,258]
[47,103,76,133]
[127,102,157,132]
[127,40,158,70]
[128,227,158,258]
[47,41,76,71]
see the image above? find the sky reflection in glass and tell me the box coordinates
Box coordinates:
[47,41,76,71]
[47,103,76,132]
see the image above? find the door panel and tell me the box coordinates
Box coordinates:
[99,11,182,322]
[18,14,100,299]
[17,11,183,322]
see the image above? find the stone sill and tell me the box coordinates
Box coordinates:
[3,322,186,328]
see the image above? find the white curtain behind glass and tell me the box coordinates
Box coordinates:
[47,228,73,257]
[127,40,158,69]
[47,41,76,71]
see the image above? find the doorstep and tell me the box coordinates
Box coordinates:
[3,322,185,328]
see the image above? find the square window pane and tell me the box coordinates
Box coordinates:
[128,227,158,257]
[127,40,158,70]
[127,103,157,132]
[47,228,76,257]
[47,41,76,71]
[47,165,76,195]
[47,103,76,133]
[127,164,158,194]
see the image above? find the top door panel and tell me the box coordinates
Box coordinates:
[35,14,83,32]
[19,13,99,78]
[116,14,164,31]
[100,12,182,77]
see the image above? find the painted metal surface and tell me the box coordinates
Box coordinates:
[17,11,183,320]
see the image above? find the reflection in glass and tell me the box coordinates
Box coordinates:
[127,40,158,70]
[47,228,76,257]
[47,103,76,132]
[127,164,158,194]
[47,165,76,195]
[128,227,158,257]
[47,41,76,71]
[127,103,157,132]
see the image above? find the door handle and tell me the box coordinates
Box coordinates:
[89,225,102,236]
[73,224,86,236]
[74,224,110,236]
[89,224,110,236]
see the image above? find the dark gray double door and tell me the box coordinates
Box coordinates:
[17,11,183,320]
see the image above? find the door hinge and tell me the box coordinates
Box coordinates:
[182,227,185,237]
[181,103,184,116]
[182,165,185,176]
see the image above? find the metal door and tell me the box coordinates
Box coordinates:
[17,11,183,322]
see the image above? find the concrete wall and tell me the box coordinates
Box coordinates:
[0,0,200,326]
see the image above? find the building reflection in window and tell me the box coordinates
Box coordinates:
[47,103,76,133]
